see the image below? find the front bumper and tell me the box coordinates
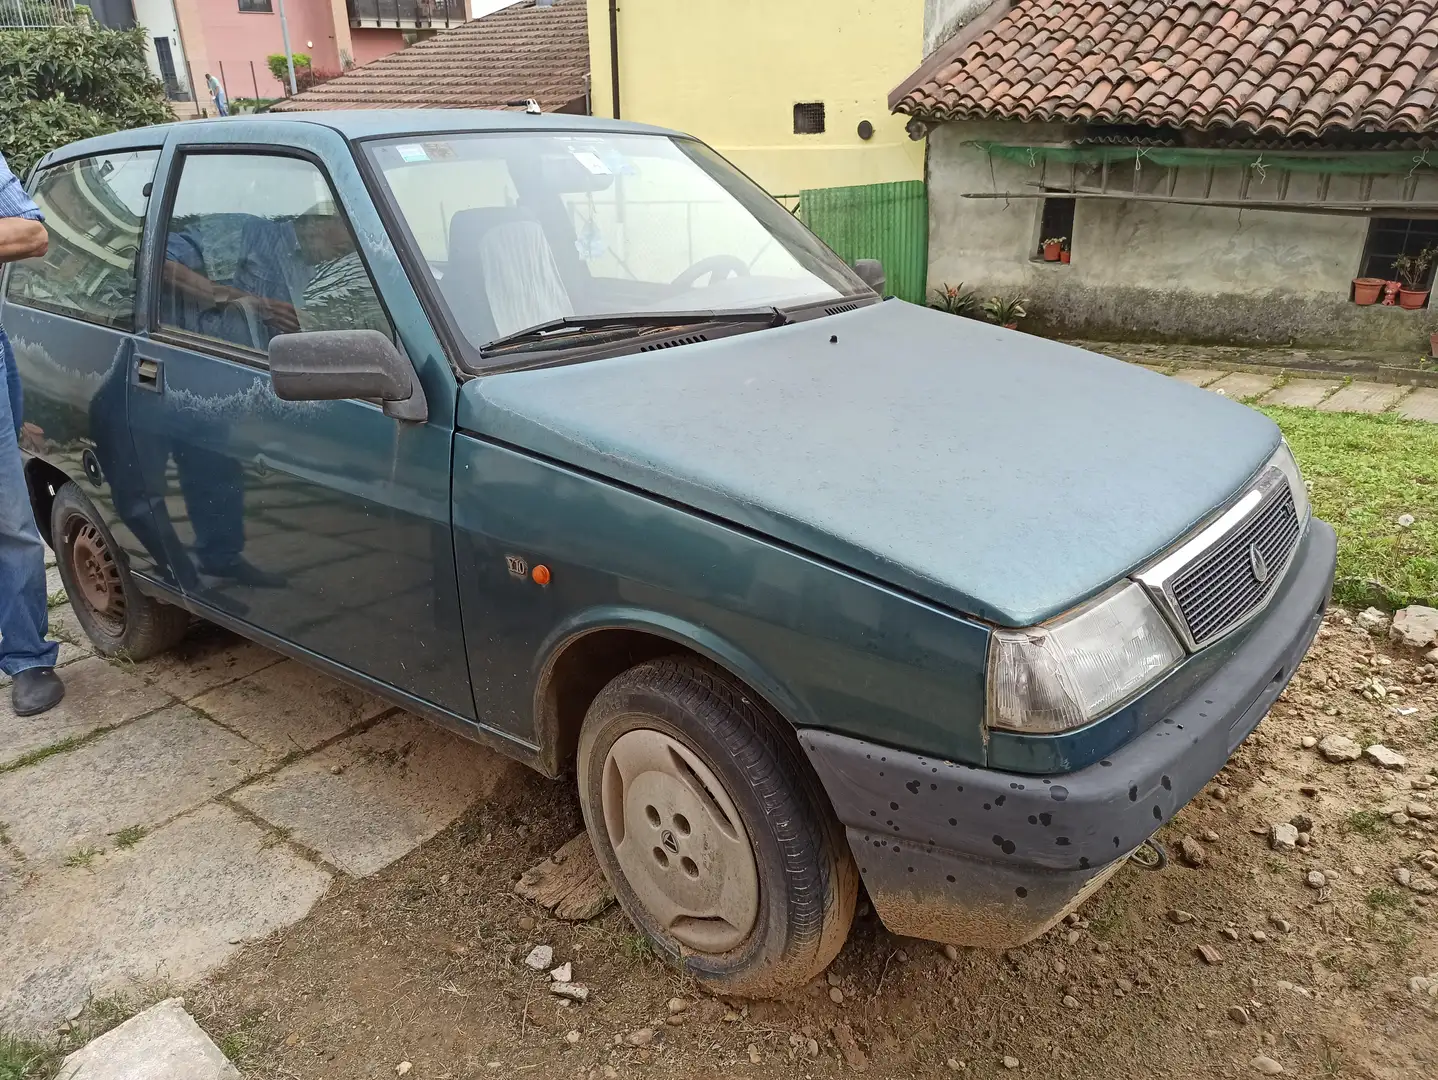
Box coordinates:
[800,519,1336,949]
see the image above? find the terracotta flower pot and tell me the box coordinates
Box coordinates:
[1059,250,1071,264]
[1353,277,1385,305]
[1042,242,1061,262]
[1430,331,1438,357]
[1003,322,1018,330]
[1400,287,1430,310]
[1384,280,1403,305]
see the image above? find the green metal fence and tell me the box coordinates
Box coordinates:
[797,180,928,304]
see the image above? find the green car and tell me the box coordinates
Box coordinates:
[8,111,1335,996]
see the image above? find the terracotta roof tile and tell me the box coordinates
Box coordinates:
[271,0,587,114]
[894,0,1438,135]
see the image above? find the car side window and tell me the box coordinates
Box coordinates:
[4,150,160,330]
[157,152,392,356]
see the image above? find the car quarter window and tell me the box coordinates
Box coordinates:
[157,152,392,357]
[5,150,160,330]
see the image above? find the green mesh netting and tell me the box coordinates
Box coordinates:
[968,141,1438,175]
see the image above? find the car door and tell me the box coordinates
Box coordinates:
[124,122,474,721]
[1,147,170,578]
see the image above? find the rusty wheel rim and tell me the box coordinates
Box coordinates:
[68,519,125,634]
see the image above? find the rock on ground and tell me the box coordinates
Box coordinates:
[1391,606,1438,649]
[1317,735,1362,762]
[1365,744,1407,769]
[56,998,239,1079]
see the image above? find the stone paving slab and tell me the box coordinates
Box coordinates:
[231,712,520,877]
[1396,385,1438,421]
[188,659,387,755]
[0,657,171,769]
[1205,371,1278,400]
[1260,378,1339,407]
[1170,367,1226,386]
[0,705,267,864]
[57,998,239,1080]
[1315,381,1409,413]
[0,803,331,1031]
[131,625,282,703]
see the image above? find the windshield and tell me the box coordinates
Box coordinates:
[365,132,868,362]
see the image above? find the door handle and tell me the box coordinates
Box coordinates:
[134,356,163,392]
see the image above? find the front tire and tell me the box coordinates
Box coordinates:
[577,657,856,996]
[51,482,190,660]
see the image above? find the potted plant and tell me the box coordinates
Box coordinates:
[928,282,976,317]
[1041,236,1065,262]
[1060,239,1071,264]
[983,295,1029,329]
[1394,246,1438,309]
[1352,276,1385,305]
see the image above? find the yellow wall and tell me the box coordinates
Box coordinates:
[586,0,925,195]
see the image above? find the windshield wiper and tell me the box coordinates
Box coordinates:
[479,308,787,357]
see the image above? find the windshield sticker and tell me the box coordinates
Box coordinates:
[569,150,611,175]
[396,144,428,163]
[422,141,456,160]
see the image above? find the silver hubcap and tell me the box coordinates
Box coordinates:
[600,729,759,953]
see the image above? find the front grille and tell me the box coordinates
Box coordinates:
[1168,484,1301,646]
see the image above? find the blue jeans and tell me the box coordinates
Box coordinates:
[0,327,58,676]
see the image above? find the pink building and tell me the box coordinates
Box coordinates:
[154,0,475,107]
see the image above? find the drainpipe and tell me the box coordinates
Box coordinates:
[607,0,620,119]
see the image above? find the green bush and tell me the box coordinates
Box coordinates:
[0,22,171,175]
[266,51,310,87]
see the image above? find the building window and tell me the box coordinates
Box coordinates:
[1036,196,1075,260]
[1359,218,1438,287]
[238,0,273,12]
[793,102,825,135]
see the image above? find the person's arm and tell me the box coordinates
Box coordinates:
[0,151,46,263]
[0,217,46,262]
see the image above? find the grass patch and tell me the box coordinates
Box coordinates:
[1366,886,1406,910]
[112,825,146,850]
[1263,406,1438,607]
[1344,809,1387,837]
[0,726,117,775]
[61,846,101,869]
[45,590,66,611]
[0,1032,55,1080]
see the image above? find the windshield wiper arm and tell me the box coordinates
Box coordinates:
[479,308,787,357]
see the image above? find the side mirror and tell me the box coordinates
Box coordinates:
[853,258,886,294]
[269,329,427,422]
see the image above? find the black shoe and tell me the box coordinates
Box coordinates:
[11,667,65,717]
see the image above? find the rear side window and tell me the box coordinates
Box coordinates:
[157,152,392,356]
[5,150,159,330]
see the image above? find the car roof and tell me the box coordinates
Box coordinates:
[39,109,682,167]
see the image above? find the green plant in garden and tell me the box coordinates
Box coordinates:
[928,282,976,317]
[0,22,171,175]
[267,52,311,85]
[1393,245,1438,290]
[982,295,1029,326]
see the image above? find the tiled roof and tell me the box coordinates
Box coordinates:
[271,0,588,113]
[894,1,1438,137]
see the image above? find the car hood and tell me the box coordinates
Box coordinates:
[460,301,1280,626]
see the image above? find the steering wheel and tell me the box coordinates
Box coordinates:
[669,254,750,292]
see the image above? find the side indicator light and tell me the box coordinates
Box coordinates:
[532,565,552,586]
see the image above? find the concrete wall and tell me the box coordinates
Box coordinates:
[927,121,1438,350]
[350,27,406,67]
[586,0,925,195]
[923,0,992,52]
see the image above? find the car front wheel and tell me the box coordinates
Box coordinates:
[577,656,856,996]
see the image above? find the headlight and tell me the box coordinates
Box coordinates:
[987,582,1185,734]
[1269,439,1311,528]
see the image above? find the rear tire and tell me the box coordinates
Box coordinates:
[577,657,856,997]
[50,482,190,660]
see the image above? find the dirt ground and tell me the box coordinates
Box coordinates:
[192,606,1437,1080]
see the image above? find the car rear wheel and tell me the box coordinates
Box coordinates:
[577,657,856,996]
[51,482,190,660]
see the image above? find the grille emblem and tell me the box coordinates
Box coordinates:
[1248,543,1270,584]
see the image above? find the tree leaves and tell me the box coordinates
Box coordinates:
[0,21,171,174]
